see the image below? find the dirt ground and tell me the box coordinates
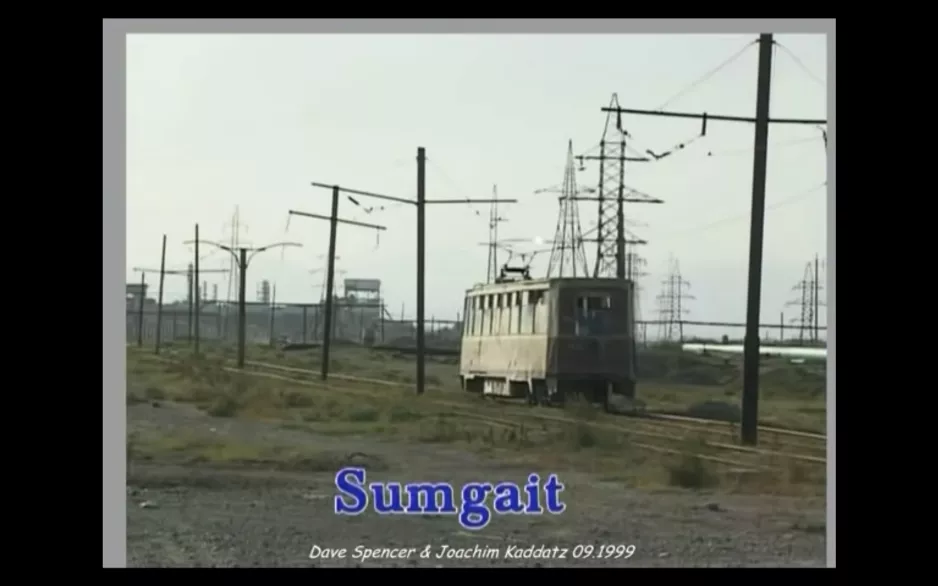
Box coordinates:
[127,400,826,567]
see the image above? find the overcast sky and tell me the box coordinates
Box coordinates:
[126,33,827,339]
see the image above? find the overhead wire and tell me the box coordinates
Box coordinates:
[335,166,413,249]
[654,38,759,112]
[772,41,826,89]
[425,156,502,220]
[699,135,822,158]
[600,38,822,225]
[658,181,827,240]
[622,37,760,164]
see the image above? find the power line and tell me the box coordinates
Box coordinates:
[658,181,827,239]
[655,39,758,111]
[573,60,756,274]
[307,148,518,396]
[773,41,826,88]
[699,135,822,158]
[605,34,826,446]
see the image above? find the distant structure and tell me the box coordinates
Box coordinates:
[257,279,272,304]
[546,140,589,278]
[625,250,649,319]
[126,282,148,307]
[344,278,381,305]
[656,257,693,342]
[342,278,383,343]
[786,255,824,344]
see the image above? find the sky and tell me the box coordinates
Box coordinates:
[126,33,828,340]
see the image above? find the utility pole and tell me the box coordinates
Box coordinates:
[133,264,229,354]
[186,263,194,341]
[136,271,146,347]
[813,254,820,342]
[307,147,516,395]
[309,256,345,342]
[221,206,249,343]
[194,223,201,354]
[267,284,277,346]
[602,34,827,446]
[156,235,167,354]
[416,148,426,394]
[739,33,775,446]
[184,239,301,368]
[289,197,386,380]
[485,185,509,283]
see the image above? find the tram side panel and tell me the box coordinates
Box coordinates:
[459,287,550,397]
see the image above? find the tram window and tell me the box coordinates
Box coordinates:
[471,297,480,336]
[463,298,471,336]
[585,295,611,310]
[498,293,515,336]
[514,292,523,334]
[487,295,495,336]
[530,290,547,334]
[575,294,613,336]
[489,293,502,336]
[518,291,530,334]
[510,292,520,334]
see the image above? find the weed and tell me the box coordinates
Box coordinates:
[667,454,718,489]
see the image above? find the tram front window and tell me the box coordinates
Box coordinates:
[574,294,613,336]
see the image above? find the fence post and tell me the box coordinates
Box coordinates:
[301,305,308,343]
[269,303,276,346]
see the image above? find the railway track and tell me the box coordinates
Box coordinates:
[234,358,825,458]
[132,350,826,473]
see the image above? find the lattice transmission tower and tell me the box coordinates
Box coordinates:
[545,140,589,278]
[785,255,825,344]
[656,257,694,342]
[577,93,663,279]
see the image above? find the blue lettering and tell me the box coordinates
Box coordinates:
[524,474,543,514]
[405,482,457,514]
[370,482,403,514]
[544,474,566,513]
[332,470,567,527]
[334,467,368,515]
[492,482,524,514]
[459,482,493,530]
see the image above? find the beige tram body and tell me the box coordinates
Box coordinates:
[458,277,637,407]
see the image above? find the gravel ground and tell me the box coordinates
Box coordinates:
[127,402,826,567]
